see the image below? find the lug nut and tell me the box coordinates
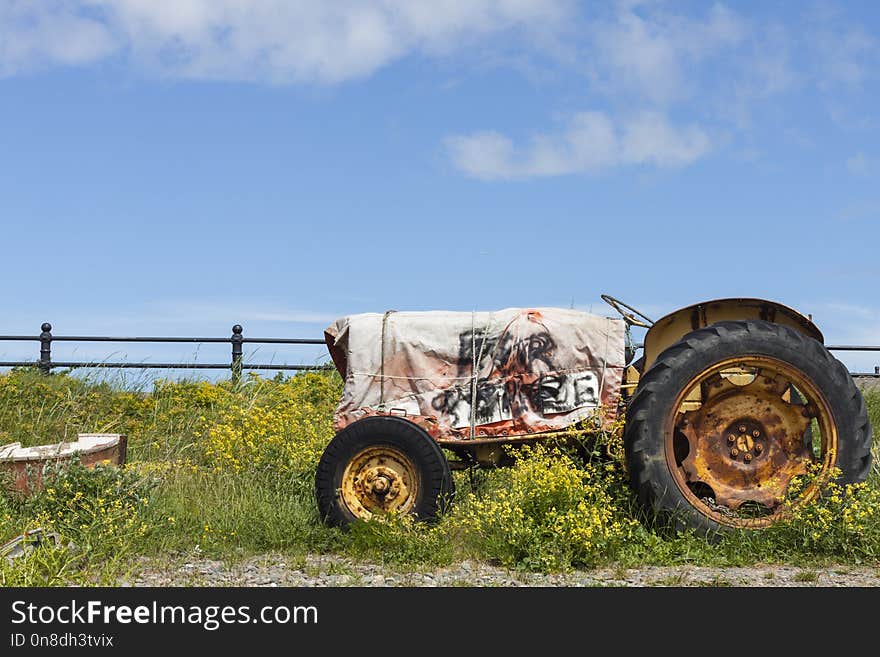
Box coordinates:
[727,434,736,443]
[739,425,747,433]
[752,429,760,437]
[744,453,753,463]
[730,448,739,457]
[754,444,763,454]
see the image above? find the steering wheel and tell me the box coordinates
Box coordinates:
[600,294,654,329]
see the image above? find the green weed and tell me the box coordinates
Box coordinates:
[0,368,878,583]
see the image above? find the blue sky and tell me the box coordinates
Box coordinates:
[0,1,878,374]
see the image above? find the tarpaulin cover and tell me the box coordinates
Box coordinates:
[324,307,626,441]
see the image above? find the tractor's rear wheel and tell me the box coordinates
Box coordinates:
[624,320,872,534]
[315,416,454,527]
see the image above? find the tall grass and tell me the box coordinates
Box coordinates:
[866,389,880,477]
[1,367,878,585]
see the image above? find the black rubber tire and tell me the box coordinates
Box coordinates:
[624,320,872,534]
[315,416,455,527]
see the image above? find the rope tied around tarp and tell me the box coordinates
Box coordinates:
[468,311,494,440]
[377,309,396,411]
[597,316,612,414]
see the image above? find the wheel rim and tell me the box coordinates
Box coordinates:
[664,355,838,528]
[340,445,420,520]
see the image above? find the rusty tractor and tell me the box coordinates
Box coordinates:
[315,296,873,534]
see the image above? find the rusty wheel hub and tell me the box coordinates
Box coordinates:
[341,446,419,521]
[724,418,764,461]
[669,358,835,527]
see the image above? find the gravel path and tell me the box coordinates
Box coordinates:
[121,553,880,587]
[854,376,880,391]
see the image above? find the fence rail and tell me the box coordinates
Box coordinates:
[0,323,329,384]
[0,323,878,383]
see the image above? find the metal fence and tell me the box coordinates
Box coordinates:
[0,322,878,384]
[0,323,329,384]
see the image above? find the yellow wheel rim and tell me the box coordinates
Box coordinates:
[665,356,837,529]
[340,445,419,521]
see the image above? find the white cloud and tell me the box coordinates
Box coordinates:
[446,110,713,180]
[3,1,878,183]
[0,1,117,75]
[846,153,872,176]
[807,6,878,90]
[835,200,880,223]
[0,0,570,82]
[0,304,341,338]
[446,3,880,180]
[586,2,747,105]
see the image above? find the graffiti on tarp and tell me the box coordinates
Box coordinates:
[431,379,512,428]
[536,371,599,414]
[324,306,627,441]
[429,326,598,429]
[454,328,557,373]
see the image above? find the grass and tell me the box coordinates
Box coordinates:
[1,367,879,585]
[651,572,689,586]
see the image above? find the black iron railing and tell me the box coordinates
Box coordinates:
[0,323,878,384]
[0,323,329,384]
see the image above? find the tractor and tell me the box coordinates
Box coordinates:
[315,296,873,534]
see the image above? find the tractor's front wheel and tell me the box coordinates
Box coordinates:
[315,416,454,527]
[624,320,872,534]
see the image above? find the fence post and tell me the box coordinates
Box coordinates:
[231,324,243,385]
[875,366,879,375]
[39,322,52,374]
